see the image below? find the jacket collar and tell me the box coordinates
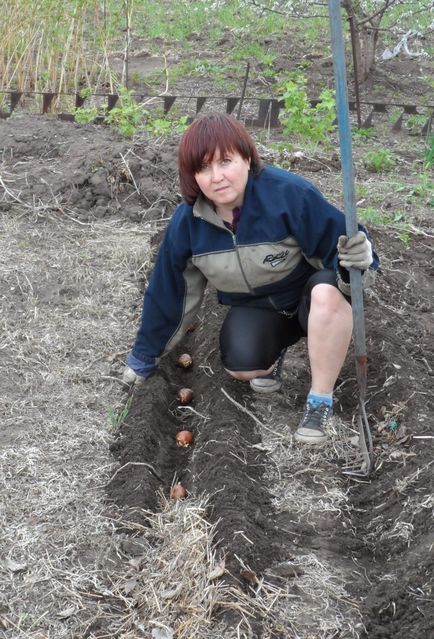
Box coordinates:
[192,195,227,230]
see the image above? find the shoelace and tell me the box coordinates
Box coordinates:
[272,348,287,378]
[301,402,332,431]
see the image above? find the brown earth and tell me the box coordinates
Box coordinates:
[0,94,433,638]
[108,227,434,638]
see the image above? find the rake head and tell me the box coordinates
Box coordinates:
[342,400,374,477]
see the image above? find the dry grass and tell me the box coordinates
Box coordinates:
[245,385,366,638]
[0,207,150,637]
[104,498,259,638]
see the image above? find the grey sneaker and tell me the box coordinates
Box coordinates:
[249,349,286,394]
[294,402,333,445]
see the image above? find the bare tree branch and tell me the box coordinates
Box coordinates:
[249,0,286,15]
[356,0,401,28]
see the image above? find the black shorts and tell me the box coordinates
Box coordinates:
[220,269,347,372]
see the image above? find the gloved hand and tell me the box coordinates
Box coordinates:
[337,231,373,270]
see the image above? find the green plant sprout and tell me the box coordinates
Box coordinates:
[424,130,434,169]
[108,395,133,430]
[358,207,411,247]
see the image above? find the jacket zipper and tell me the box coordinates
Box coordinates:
[197,213,254,294]
[231,232,253,294]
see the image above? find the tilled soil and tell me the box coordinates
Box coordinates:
[109,228,434,639]
[1,115,433,638]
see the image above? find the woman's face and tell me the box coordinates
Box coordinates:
[194,149,250,211]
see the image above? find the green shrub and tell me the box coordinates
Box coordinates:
[74,87,147,138]
[146,115,189,136]
[105,88,147,139]
[352,127,377,141]
[363,150,396,173]
[73,106,99,124]
[278,72,336,146]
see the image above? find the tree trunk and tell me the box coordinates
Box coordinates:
[352,25,379,81]
[342,0,382,82]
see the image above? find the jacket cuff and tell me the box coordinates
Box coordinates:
[127,352,158,379]
[336,268,376,297]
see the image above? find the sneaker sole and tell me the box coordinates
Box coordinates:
[294,430,328,445]
[249,380,282,393]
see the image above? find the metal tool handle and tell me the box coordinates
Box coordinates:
[328,0,366,359]
[328,0,373,475]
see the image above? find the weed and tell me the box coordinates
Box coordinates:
[108,395,133,430]
[356,184,369,198]
[358,206,387,225]
[424,129,434,169]
[405,114,427,135]
[130,70,145,86]
[363,150,396,173]
[79,87,93,100]
[411,172,434,198]
[388,107,403,125]
[358,207,411,247]
[353,127,377,141]
[232,41,274,64]
[146,115,188,136]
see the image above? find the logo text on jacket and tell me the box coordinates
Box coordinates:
[263,250,289,268]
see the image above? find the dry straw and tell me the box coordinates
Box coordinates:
[0,0,116,106]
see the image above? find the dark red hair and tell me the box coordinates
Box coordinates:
[178,113,263,204]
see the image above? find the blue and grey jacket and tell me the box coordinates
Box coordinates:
[128,165,379,376]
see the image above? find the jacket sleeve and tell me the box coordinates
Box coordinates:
[287,181,380,273]
[129,213,207,370]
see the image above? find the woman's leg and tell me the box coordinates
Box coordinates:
[295,271,353,444]
[297,271,353,392]
[219,306,301,381]
[307,284,353,393]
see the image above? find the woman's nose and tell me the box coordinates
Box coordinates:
[210,164,222,181]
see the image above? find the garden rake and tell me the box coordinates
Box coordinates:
[328,0,374,477]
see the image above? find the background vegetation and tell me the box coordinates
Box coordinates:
[1,0,433,95]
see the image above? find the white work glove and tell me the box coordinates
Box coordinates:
[337,231,373,271]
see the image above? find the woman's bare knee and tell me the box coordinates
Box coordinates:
[225,366,273,381]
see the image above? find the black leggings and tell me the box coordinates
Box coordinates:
[219,270,345,372]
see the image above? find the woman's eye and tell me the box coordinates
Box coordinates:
[221,157,231,165]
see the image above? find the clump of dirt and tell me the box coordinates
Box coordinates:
[0,115,179,221]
